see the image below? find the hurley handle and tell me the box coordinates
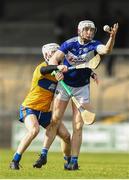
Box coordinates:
[51,70,72,96]
[68,66,75,70]
[59,80,72,96]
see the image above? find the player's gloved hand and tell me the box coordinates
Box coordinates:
[57,65,68,73]
[91,71,99,85]
[55,71,64,81]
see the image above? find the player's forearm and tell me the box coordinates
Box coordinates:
[105,23,118,54]
[40,65,58,75]
[97,37,115,55]
[49,56,59,65]
[40,64,68,75]
[104,36,115,53]
[97,23,118,55]
[49,50,65,65]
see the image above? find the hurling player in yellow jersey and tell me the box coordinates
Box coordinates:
[10,43,70,170]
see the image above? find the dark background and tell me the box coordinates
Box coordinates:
[0,0,129,47]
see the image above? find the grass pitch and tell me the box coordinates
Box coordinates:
[0,149,129,179]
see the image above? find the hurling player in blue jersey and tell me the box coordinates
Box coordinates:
[48,20,118,170]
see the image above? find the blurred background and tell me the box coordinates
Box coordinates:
[0,0,129,152]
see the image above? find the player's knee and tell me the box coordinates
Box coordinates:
[29,127,39,138]
[73,126,82,137]
[52,111,62,123]
[74,121,83,132]
[63,132,71,144]
[51,118,59,125]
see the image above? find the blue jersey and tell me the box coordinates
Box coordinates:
[59,36,102,87]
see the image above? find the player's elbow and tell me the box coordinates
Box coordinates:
[100,48,112,55]
[105,48,112,54]
[97,45,112,55]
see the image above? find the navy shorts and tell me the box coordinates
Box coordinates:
[19,106,52,128]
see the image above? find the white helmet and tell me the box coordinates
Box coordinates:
[78,20,96,32]
[42,43,60,61]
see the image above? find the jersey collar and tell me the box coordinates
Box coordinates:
[78,36,92,45]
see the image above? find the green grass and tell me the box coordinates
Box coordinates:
[0,149,129,179]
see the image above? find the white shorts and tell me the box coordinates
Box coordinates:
[54,82,90,104]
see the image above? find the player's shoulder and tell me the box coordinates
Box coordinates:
[37,60,47,68]
[61,37,78,50]
[40,60,47,67]
[32,61,47,79]
[65,36,78,44]
[34,60,47,73]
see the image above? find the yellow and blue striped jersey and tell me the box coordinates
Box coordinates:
[22,61,57,112]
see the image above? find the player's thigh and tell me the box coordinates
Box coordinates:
[72,84,94,112]
[72,84,90,104]
[24,114,40,132]
[52,82,70,119]
[71,84,93,128]
[52,97,69,120]
[57,122,70,141]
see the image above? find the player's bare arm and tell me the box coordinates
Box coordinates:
[40,64,68,75]
[97,23,119,55]
[49,50,65,65]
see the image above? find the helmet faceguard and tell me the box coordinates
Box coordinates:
[42,43,60,62]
